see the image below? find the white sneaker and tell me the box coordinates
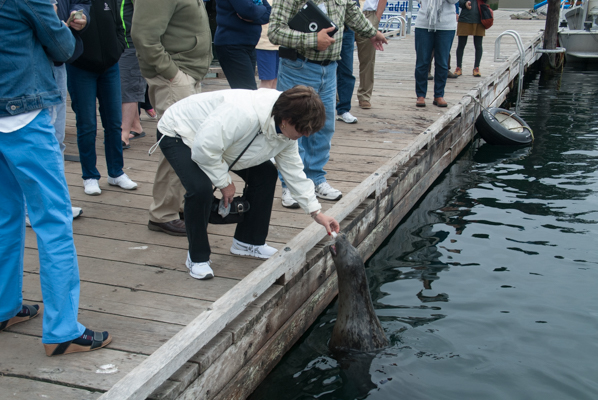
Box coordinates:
[107,173,137,190]
[25,215,31,227]
[230,238,278,259]
[72,207,83,219]
[315,181,342,201]
[281,187,299,209]
[83,179,101,196]
[336,112,358,124]
[186,252,214,280]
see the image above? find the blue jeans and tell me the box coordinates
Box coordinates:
[277,58,337,187]
[336,28,356,115]
[51,64,67,154]
[215,45,258,90]
[0,109,85,343]
[414,28,455,99]
[66,63,124,180]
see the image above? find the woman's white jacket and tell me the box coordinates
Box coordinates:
[157,88,321,214]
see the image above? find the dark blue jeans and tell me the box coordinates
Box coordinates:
[66,63,124,180]
[215,44,258,90]
[414,28,456,99]
[336,28,356,115]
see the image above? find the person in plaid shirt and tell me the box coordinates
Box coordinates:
[268,0,387,208]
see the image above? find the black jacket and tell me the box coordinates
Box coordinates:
[71,0,125,73]
[56,0,91,63]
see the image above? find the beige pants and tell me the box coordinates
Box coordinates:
[356,10,380,103]
[146,70,201,223]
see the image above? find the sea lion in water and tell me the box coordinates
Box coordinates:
[329,233,389,353]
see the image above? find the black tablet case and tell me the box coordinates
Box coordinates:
[288,0,338,37]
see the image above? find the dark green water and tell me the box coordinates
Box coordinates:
[250,64,598,400]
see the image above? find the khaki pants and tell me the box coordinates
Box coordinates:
[146,70,201,223]
[356,10,380,103]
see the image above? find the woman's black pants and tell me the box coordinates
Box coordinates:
[159,135,278,263]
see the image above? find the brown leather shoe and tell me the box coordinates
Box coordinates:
[433,97,448,107]
[358,100,371,109]
[416,97,426,107]
[148,219,187,236]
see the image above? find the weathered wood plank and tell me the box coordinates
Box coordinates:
[0,376,100,400]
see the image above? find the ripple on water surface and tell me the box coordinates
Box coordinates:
[250,66,598,400]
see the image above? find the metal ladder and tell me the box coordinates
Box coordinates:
[494,30,526,115]
[382,15,407,38]
[494,30,566,114]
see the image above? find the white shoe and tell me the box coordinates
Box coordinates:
[185,252,214,280]
[281,187,299,209]
[336,112,358,124]
[230,238,278,259]
[72,207,83,219]
[315,181,342,201]
[25,215,31,227]
[107,173,137,190]
[83,179,101,195]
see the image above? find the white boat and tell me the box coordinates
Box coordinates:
[558,0,598,61]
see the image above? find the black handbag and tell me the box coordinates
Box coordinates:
[209,131,261,225]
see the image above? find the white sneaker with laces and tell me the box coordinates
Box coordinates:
[281,187,299,209]
[72,207,83,219]
[230,238,278,259]
[315,181,342,201]
[83,179,101,195]
[336,112,358,124]
[107,173,137,190]
[186,252,214,280]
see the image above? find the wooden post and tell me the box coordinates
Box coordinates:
[542,0,562,70]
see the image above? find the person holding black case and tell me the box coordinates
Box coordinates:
[268,0,387,209]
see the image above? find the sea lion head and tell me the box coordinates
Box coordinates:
[329,233,362,273]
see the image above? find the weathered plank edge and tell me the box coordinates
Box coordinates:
[98,31,544,400]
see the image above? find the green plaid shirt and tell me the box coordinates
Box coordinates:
[268,0,378,61]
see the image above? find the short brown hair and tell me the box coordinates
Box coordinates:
[271,85,326,136]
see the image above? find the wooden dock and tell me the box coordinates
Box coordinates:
[0,10,546,400]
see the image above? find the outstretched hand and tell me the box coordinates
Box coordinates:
[314,212,340,235]
[369,31,388,51]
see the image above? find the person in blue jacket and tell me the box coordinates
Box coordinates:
[0,0,112,356]
[214,0,272,89]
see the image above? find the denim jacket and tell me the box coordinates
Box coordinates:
[0,0,76,117]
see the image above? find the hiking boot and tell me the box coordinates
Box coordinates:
[447,70,459,78]
[83,179,101,196]
[230,238,278,259]
[473,67,481,77]
[315,181,342,201]
[428,73,433,80]
[337,112,358,124]
[281,187,299,209]
[416,97,426,107]
[107,173,137,190]
[454,67,463,77]
[185,252,214,280]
